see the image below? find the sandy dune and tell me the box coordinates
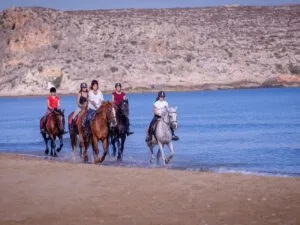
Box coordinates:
[0,154,299,225]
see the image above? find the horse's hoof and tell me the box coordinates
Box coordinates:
[83,156,88,163]
[45,149,49,155]
[56,148,61,153]
[53,154,58,157]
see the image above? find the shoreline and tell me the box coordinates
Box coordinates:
[1,152,299,178]
[1,153,299,225]
[0,82,299,98]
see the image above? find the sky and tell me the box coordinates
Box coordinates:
[0,0,299,11]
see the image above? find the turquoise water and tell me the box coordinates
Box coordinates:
[0,88,299,176]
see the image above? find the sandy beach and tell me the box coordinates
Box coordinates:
[0,154,299,225]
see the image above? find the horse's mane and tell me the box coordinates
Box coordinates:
[96,101,113,115]
[167,106,177,113]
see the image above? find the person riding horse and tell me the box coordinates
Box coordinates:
[40,87,66,156]
[72,83,88,121]
[112,82,133,136]
[83,80,104,132]
[41,87,66,134]
[146,91,179,142]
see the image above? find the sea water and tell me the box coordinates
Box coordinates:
[0,88,299,176]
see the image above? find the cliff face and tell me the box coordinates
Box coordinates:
[0,5,300,96]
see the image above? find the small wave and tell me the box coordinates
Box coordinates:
[213,167,299,177]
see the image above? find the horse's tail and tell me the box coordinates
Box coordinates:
[39,117,44,130]
[68,112,74,125]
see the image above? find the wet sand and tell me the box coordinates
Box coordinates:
[0,154,299,225]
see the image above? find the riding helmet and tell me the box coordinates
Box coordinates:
[158,91,166,98]
[91,80,98,87]
[115,82,122,88]
[80,82,87,88]
[50,87,56,93]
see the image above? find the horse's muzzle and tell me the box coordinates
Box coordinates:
[172,122,178,130]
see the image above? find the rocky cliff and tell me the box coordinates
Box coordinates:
[0,5,300,96]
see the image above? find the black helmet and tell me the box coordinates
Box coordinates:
[50,87,56,93]
[80,82,87,88]
[115,82,122,88]
[158,91,166,98]
[91,80,98,87]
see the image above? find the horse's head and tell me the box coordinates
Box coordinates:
[118,99,129,117]
[167,106,178,130]
[53,109,65,133]
[102,102,117,128]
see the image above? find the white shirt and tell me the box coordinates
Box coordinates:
[154,100,169,116]
[88,90,104,110]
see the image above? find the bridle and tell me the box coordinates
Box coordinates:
[118,101,129,117]
[53,110,64,132]
[106,104,117,127]
[162,110,177,126]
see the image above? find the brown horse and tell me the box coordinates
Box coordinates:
[40,109,65,157]
[68,106,87,158]
[78,101,117,163]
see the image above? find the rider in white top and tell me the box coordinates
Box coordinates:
[146,91,179,142]
[88,87,104,110]
[154,99,168,116]
[84,80,104,130]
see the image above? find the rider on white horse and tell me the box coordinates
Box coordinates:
[146,91,179,142]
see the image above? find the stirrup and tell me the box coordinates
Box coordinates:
[127,131,134,136]
[172,135,179,141]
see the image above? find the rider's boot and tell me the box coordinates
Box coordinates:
[126,127,134,136]
[171,127,179,141]
[124,117,134,136]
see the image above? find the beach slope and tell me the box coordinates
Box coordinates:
[0,154,299,225]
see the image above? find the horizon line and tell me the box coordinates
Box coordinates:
[1,3,299,12]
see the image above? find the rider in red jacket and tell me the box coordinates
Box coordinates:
[41,87,61,133]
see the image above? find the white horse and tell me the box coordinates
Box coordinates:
[146,107,178,166]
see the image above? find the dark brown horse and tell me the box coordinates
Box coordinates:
[68,106,87,158]
[40,109,65,157]
[111,99,130,161]
[79,101,117,163]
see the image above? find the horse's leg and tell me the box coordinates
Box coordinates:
[111,136,117,158]
[116,137,121,161]
[157,141,166,166]
[78,136,83,157]
[156,148,161,164]
[166,142,175,164]
[70,130,77,153]
[98,138,108,163]
[91,135,100,164]
[56,135,63,153]
[42,133,49,155]
[118,135,126,161]
[50,135,57,157]
[148,143,155,163]
[78,131,88,162]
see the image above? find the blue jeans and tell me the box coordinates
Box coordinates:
[83,108,96,129]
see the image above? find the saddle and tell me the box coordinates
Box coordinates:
[69,114,80,125]
[148,118,161,140]
[82,110,97,135]
[40,111,55,132]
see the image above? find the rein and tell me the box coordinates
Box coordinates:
[52,111,63,133]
